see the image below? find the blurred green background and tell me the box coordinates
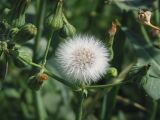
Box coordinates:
[0,0,160,120]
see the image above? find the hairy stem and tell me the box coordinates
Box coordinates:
[76,92,85,120]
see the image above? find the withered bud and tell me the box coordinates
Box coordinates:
[138,9,152,25]
[108,22,117,37]
[36,73,48,81]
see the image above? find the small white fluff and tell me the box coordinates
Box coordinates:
[55,35,109,84]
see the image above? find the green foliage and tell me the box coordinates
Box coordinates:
[0,0,160,120]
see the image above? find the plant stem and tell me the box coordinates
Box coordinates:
[149,100,158,120]
[33,0,46,62]
[41,31,54,67]
[33,91,46,120]
[32,1,47,120]
[44,69,75,89]
[140,25,151,44]
[20,58,75,89]
[85,80,130,90]
[76,92,85,120]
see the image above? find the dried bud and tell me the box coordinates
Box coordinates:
[27,73,48,90]
[106,67,118,78]
[14,24,37,44]
[137,9,160,31]
[138,9,152,25]
[108,22,117,37]
[46,0,63,30]
[37,73,48,81]
[59,14,76,38]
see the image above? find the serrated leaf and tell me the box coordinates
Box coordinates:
[127,32,160,100]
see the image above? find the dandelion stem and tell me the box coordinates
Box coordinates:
[85,80,131,90]
[76,91,85,120]
[44,69,75,89]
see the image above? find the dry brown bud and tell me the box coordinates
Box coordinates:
[138,9,152,25]
[37,73,48,81]
[108,22,117,37]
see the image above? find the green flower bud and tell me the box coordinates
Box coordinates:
[46,0,63,30]
[0,41,8,51]
[10,47,32,67]
[14,24,37,44]
[8,0,31,26]
[9,28,19,39]
[106,67,118,78]
[27,76,43,90]
[59,14,76,38]
[27,73,48,90]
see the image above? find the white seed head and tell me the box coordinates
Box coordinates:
[55,35,109,84]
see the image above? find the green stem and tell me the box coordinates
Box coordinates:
[100,94,107,120]
[76,92,85,120]
[32,1,46,120]
[41,31,54,67]
[107,36,114,61]
[21,58,75,89]
[44,69,75,89]
[33,0,46,62]
[153,0,160,25]
[85,80,130,90]
[33,91,46,120]
[149,100,158,120]
[140,25,151,44]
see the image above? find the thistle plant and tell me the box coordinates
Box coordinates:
[0,0,160,120]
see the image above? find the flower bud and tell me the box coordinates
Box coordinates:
[27,76,43,90]
[106,22,117,61]
[13,24,37,44]
[59,14,76,38]
[46,0,63,30]
[108,22,117,37]
[27,73,48,90]
[9,28,19,39]
[8,0,31,26]
[106,67,118,78]
[138,9,151,25]
[10,47,32,67]
[0,41,8,51]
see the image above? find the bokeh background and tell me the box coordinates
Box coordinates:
[0,0,160,120]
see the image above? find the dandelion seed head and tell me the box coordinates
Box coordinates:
[55,35,109,84]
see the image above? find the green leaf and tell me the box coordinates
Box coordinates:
[127,32,160,100]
